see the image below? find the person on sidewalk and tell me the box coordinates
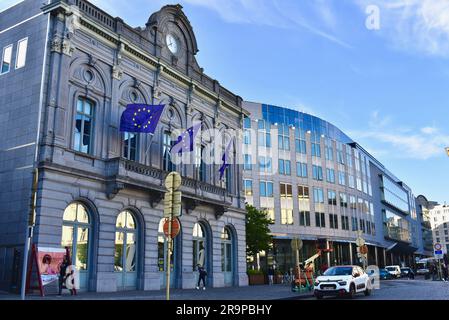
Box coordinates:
[196,264,207,290]
[58,255,70,295]
[268,267,274,285]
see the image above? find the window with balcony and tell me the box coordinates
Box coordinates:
[123,132,138,161]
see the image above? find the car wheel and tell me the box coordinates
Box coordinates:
[315,292,323,300]
[348,284,356,299]
[364,286,372,296]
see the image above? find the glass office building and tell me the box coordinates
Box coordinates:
[243,102,427,274]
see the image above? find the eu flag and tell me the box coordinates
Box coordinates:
[219,140,232,180]
[170,122,201,155]
[120,104,165,134]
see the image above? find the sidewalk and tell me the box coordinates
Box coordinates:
[0,284,314,301]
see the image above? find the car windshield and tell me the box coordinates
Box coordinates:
[386,267,396,271]
[323,267,353,276]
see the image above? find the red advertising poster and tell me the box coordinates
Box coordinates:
[36,247,66,286]
[26,245,77,296]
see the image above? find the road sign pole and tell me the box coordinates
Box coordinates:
[166,214,172,300]
[163,172,182,301]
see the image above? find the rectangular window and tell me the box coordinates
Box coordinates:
[341,216,349,230]
[279,159,284,175]
[296,162,307,178]
[244,154,252,170]
[312,165,323,181]
[74,98,94,154]
[326,168,335,183]
[15,38,28,69]
[338,171,346,186]
[244,180,253,196]
[278,124,290,150]
[298,185,310,226]
[1,44,13,74]
[327,190,337,206]
[259,156,272,173]
[123,132,138,161]
[352,217,358,231]
[340,193,348,208]
[244,129,251,145]
[280,183,293,225]
[315,212,326,228]
[329,214,338,229]
[311,143,321,158]
[260,181,274,197]
[281,209,294,225]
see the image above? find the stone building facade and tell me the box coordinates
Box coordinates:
[0,0,248,292]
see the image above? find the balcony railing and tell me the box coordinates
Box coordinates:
[105,158,234,215]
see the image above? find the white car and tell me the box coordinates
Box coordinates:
[385,265,401,278]
[314,266,372,299]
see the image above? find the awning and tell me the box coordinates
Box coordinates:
[386,241,417,255]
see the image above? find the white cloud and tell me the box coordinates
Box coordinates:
[421,126,438,135]
[183,0,352,48]
[355,0,449,57]
[350,113,449,160]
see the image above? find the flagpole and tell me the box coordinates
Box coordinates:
[144,133,155,166]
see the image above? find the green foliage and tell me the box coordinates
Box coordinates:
[247,269,264,275]
[245,204,273,257]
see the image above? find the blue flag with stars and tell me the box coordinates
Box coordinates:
[120,104,165,134]
[170,122,201,155]
[219,140,233,180]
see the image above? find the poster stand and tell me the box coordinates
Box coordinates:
[25,244,74,297]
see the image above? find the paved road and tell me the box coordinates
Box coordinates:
[302,279,449,300]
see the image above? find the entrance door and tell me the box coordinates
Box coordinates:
[221,228,233,286]
[61,203,91,291]
[114,211,137,291]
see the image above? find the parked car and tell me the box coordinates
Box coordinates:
[314,266,372,299]
[416,267,430,276]
[379,268,393,280]
[385,265,401,278]
[400,267,414,278]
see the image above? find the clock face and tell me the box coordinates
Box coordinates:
[166,34,178,54]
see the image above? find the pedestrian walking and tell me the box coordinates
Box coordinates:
[58,255,70,295]
[268,266,274,285]
[408,268,415,280]
[196,264,207,290]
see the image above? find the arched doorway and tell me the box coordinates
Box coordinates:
[193,222,211,286]
[158,218,180,288]
[114,210,138,291]
[61,202,92,291]
[221,227,235,287]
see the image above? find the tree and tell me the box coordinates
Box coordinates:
[245,204,273,258]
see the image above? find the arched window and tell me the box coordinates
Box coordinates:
[192,223,206,271]
[114,211,137,273]
[61,203,91,272]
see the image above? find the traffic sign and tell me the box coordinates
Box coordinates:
[163,217,181,238]
[165,172,181,192]
[434,243,442,251]
[164,191,182,217]
[291,238,303,251]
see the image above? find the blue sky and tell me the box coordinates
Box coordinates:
[2,0,449,204]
